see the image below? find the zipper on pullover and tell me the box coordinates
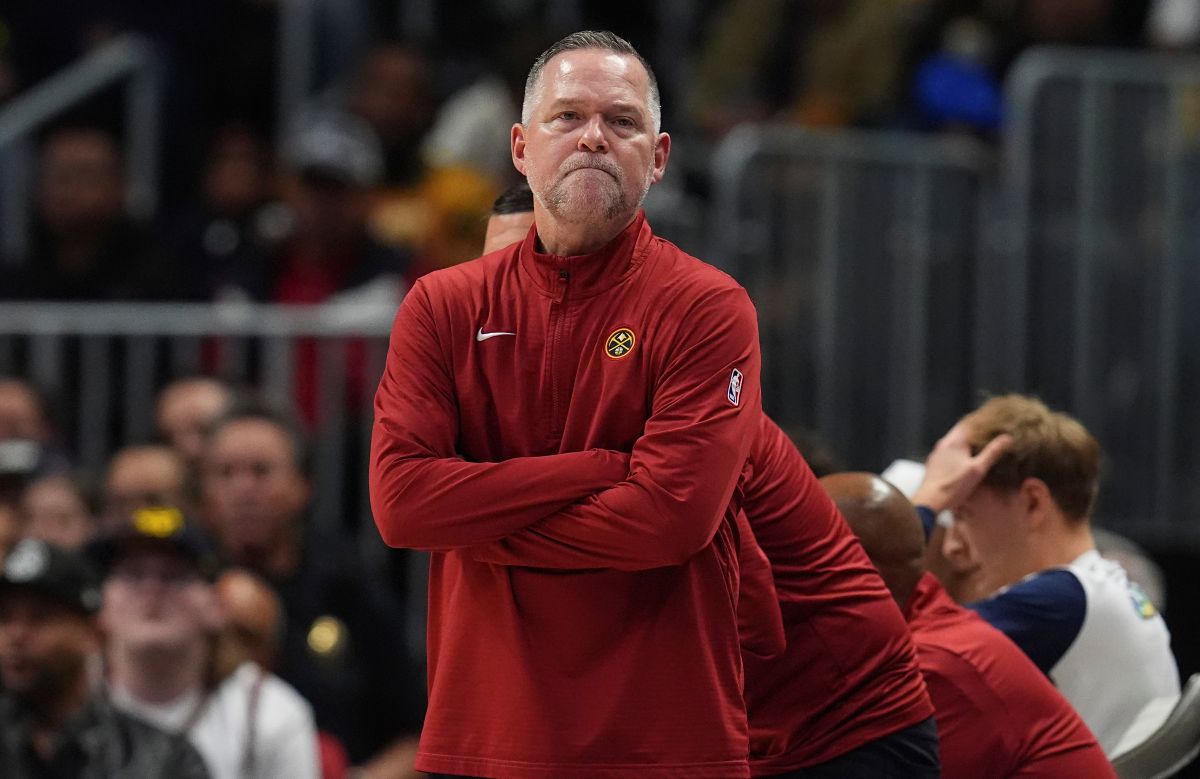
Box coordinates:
[548,268,571,439]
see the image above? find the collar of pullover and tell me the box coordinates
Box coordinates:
[519,210,653,299]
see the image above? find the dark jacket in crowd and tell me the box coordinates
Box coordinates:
[0,692,211,778]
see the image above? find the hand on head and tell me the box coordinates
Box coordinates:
[912,421,1012,514]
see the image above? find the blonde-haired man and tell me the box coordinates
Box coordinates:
[913,394,1179,755]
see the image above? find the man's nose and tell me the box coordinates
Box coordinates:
[577,115,608,152]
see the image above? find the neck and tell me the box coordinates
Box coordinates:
[1029,518,1095,571]
[987,517,1095,593]
[108,640,207,705]
[534,210,636,256]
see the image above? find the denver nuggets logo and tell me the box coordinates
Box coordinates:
[605,328,637,359]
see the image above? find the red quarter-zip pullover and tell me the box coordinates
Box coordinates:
[907,574,1114,779]
[370,212,762,778]
[740,416,934,775]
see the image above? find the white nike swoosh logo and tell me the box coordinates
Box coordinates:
[476,328,516,342]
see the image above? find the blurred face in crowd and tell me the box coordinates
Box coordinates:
[483,210,535,255]
[0,591,96,701]
[203,127,270,217]
[101,547,217,654]
[513,48,669,230]
[37,129,125,238]
[202,419,310,559]
[0,380,47,442]
[22,476,94,551]
[350,45,433,147]
[156,379,233,469]
[102,447,187,532]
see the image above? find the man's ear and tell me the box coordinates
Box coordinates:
[650,132,671,184]
[511,123,528,177]
[1019,477,1054,528]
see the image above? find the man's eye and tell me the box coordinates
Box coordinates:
[613,117,634,128]
[558,111,579,121]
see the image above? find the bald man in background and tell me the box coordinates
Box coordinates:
[821,472,1114,779]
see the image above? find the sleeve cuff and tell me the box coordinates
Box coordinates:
[915,504,938,541]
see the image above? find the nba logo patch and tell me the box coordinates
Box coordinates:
[727,368,743,407]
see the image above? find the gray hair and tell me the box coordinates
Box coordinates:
[521,30,661,134]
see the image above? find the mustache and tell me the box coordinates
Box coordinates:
[560,155,622,178]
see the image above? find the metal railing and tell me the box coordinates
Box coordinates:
[0,35,163,261]
[710,124,994,470]
[996,46,1200,542]
[0,302,394,547]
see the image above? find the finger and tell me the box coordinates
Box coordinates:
[973,433,1013,472]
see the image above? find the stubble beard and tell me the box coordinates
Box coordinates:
[541,158,654,226]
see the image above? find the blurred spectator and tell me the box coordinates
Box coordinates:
[788,0,936,128]
[156,377,235,474]
[823,472,1115,779]
[213,566,354,779]
[353,40,506,270]
[687,0,929,137]
[202,402,424,776]
[0,126,191,301]
[101,444,189,533]
[273,112,414,423]
[0,378,71,492]
[163,125,286,302]
[912,394,1180,753]
[0,537,210,776]
[0,378,53,446]
[215,567,284,673]
[348,43,435,188]
[96,506,320,779]
[419,24,544,188]
[20,473,97,550]
[412,165,502,269]
[901,0,1151,134]
[785,425,844,478]
[275,110,412,305]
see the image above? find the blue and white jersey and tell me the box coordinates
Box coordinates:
[972,549,1180,755]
